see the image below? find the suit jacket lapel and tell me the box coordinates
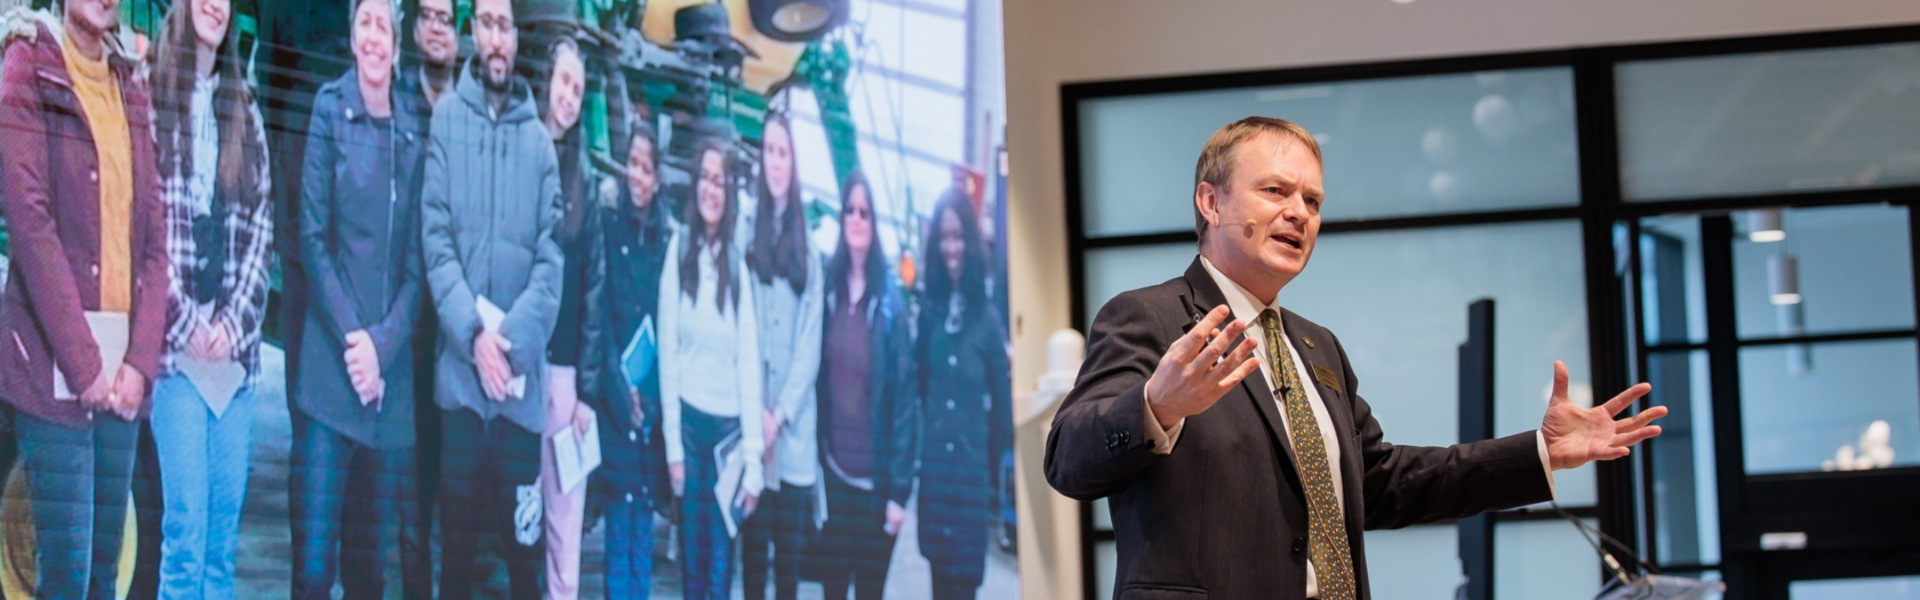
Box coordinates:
[1182,259,1304,500]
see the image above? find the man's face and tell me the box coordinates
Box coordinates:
[471,0,516,89]
[414,0,458,66]
[66,0,121,37]
[1198,133,1324,291]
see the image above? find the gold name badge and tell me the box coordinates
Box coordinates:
[1311,362,1343,395]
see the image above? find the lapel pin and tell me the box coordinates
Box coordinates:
[1302,336,1315,349]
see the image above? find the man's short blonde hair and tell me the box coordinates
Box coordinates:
[1192,117,1322,244]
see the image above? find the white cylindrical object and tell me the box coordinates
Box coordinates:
[1769,254,1801,305]
[1748,209,1785,243]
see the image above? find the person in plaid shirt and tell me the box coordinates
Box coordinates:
[145,0,273,597]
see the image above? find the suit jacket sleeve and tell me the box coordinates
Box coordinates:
[1044,291,1168,501]
[1344,334,1554,530]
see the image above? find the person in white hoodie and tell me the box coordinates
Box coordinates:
[738,112,824,600]
[658,133,765,600]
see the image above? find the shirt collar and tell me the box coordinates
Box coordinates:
[1199,255,1284,334]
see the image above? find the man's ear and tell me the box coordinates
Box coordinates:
[1195,181,1222,229]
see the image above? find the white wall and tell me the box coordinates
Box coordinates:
[1002,1,1920,598]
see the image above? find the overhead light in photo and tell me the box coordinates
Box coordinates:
[1769,254,1801,306]
[1747,208,1785,243]
[749,0,848,42]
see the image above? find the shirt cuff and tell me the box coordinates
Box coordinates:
[1142,380,1185,455]
[1536,430,1557,499]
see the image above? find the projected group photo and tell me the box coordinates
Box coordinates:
[0,0,1014,598]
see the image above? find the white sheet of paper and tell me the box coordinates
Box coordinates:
[178,355,245,418]
[551,410,602,494]
[54,311,130,400]
[714,429,749,538]
[476,295,506,335]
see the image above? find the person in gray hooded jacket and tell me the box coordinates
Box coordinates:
[417,0,562,597]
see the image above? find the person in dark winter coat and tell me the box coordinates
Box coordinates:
[814,172,919,600]
[914,186,1014,600]
[418,0,564,597]
[579,121,676,600]
[289,0,434,598]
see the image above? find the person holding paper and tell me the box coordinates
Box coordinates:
[914,187,1014,600]
[146,0,274,596]
[535,35,596,600]
[658,134,765,600]
[814,172,919,600]
[419,0,563,595]
[579,121,675,600]
[739,110,825,600]
[0,0,171,596]
[291,0,435,598]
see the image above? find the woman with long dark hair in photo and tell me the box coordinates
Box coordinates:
[658,136,765,600]
[814,172,918,600]
[740,110,824,600]
[147,0,273,595]
[290,0,433,597]
[914,187,1013,600]
[535,34,596,600]
[580,120,675,600]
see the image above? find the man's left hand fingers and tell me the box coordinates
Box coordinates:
[1615,405,1668,432]
[1601,383,1652,416]
[1611,425,1662,448]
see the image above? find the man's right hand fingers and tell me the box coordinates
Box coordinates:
[1171,305,1232,361]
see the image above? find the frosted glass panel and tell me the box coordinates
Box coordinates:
[1740,339,1920,475]
[1617,42,1920,201]
[1640,215,1709,346]
[1364,525,1462,600]
[1646,350,1721,566]
[1732,205,1914,340]
[1792,575,1920,599]
[1094,540,1116,600]
[1495,519,1602,600]
[1082,244,1203,330]
[1077,68,1580,237]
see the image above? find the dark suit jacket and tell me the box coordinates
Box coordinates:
[1045,257,1552,600]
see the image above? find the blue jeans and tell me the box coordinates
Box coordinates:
[150,374,258,600]
[288,408,424,600]
[603,491,655,600]
[16,409,140,600]
[678,406,738,600]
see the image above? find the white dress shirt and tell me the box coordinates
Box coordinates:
[1143,256,1556,598]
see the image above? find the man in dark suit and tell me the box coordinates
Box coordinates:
[1044,116,1669,600]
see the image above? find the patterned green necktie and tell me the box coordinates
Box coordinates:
[1259,309,1356,600]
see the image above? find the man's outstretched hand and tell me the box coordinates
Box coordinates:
[1144,305,1261,431]
[1542,361,1667,470]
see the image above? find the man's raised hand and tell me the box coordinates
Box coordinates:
[1144,305,1261,430]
